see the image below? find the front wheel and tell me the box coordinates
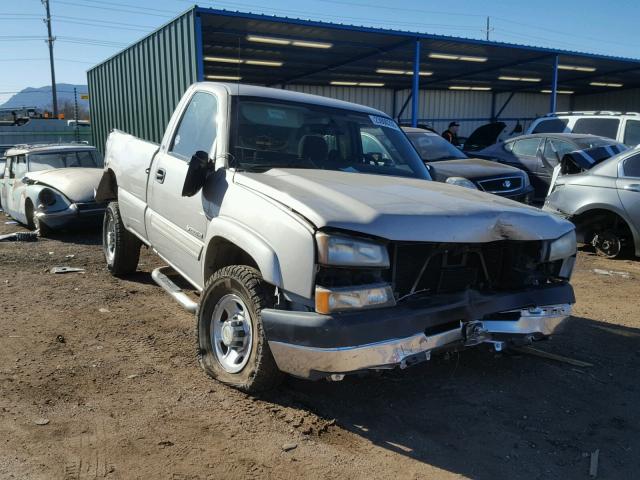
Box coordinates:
[197,265,284,393]
[103,201,141,275]
[25,200,50,236]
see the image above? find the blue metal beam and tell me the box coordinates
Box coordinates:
[411,38,420,128]
[194,13,205,81]
[495,92,515,119]
[550,55,559,113]
[396,91,412,121]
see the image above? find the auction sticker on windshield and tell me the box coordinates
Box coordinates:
[369,115,400,131]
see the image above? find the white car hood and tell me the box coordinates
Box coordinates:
[235,169,573,242]
[24,168,102,202]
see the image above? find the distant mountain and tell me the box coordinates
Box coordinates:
[0,84,89,111]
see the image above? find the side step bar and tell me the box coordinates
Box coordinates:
[151,266,198,314]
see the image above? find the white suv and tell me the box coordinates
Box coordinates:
[527,112,640,146]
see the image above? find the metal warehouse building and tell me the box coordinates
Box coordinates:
[87,5,640,151]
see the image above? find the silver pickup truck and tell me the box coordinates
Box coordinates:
[96,82,577,392]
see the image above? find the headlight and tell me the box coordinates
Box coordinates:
[316,232,389,267]
[38,188,57,207]
[315,284,395,314]
[445,176,477,190]
[547,230,577,261]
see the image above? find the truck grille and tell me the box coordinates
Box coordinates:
[477,175,522,193]
[391,240,557,298]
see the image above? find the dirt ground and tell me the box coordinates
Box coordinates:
[1,213,639,480]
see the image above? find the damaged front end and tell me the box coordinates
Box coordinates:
[263,231,576,380]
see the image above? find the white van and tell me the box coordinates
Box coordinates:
[526,112,640,146]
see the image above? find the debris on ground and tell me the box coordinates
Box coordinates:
[65,254,76,259]
[56,335,65,343]
[158,440,174,448]
[99,308,110,313]
[34,418,50,426]
[512,346,594,367]
[50,266,85,274]
[590,449,600,477]
[282,443,298,452]
[593,268,631,279]
[0,231,38,242]
[4,221,17,225]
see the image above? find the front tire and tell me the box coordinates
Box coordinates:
[103,201,141,275]
[592,229,627,259]
[197,265,284,393]
[25,201,50,236]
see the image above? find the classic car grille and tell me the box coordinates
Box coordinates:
[391,240,558,298]
[477,175,523,193]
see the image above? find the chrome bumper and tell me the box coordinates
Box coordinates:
[268,304,571,379]
[36,203,104,228]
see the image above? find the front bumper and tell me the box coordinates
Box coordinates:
[493,184,535,203]
[263,284,573,379]
[36,202,105,229]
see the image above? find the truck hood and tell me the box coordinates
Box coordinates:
[235,169,572,242]
[23,168,103,202]
[427,158,523,181]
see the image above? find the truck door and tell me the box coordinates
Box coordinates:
[146,91,218,287]
[617,152,640,237]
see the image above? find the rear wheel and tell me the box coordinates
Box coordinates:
[592,229,626,259]
[197,265,283,393]
[103,201,141,275]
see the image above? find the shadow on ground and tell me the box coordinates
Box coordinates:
[265,316,640,479]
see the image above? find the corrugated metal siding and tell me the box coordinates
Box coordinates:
[285,85,395,113]
[574,88,640,112]
[88,9,198,152]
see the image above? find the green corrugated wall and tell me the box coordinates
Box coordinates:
[87,9,199,153]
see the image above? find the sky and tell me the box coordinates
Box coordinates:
[1,0,639,105]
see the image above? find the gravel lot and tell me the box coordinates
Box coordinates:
[1,214,639,479]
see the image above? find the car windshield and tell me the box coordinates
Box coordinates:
[573,137,627,151]
[229,97,430,180]
[406,132,468,161]
[28,150,103,172]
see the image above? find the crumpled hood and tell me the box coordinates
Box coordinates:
[235,169,573,242]
[427,158,523,181]
[23,168,102,202]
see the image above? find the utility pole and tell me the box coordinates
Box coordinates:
[485,17,491,41]
[42,0,58,117]
[73,87,79,142]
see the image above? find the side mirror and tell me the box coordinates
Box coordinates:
[181,150,210,197]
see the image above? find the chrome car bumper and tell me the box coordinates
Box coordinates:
[268,304,571,379]
[36,202,105,229]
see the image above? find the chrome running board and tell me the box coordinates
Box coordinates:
[151,266,198,314]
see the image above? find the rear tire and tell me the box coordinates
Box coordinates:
[592,229,627,259]
[197,265,284,393]
[103,201,141,275]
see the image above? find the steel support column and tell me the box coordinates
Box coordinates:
[411,38,421,127]
[195,13,205,81]
[550,55,559,113]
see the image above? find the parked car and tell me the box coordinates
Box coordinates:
[527,111,640,147]
[97,82,577,392]
[402,127,533,202]
[0,144,105,234]
[474,133,626,203]
[544,145,639,258]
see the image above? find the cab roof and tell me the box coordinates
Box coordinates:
[5,143,96,157]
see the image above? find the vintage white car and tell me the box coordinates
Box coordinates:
[0,144,105,234]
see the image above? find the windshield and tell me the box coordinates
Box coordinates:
[230,97,430,180]
[28,150,103,172]
[573,137,627,151]
[406,132,467,161]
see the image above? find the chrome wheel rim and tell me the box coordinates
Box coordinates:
[211,294,253,373]
[104,212,116,264]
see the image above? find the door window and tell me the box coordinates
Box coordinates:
[6,157,14,179]
[622,153,640,178]
[543,139,574,165]
[623,120,640,146]
[170,92,218,160]
[10,155,26,179]
[573,118,619,139]
[512,138,542,156]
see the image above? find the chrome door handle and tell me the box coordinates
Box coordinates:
[623,184,640,192]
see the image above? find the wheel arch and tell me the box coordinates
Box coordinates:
[95,168,118,202]
[570,205,637,246]
[202,218,283,289]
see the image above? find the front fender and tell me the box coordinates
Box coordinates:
[203,216,283,289]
